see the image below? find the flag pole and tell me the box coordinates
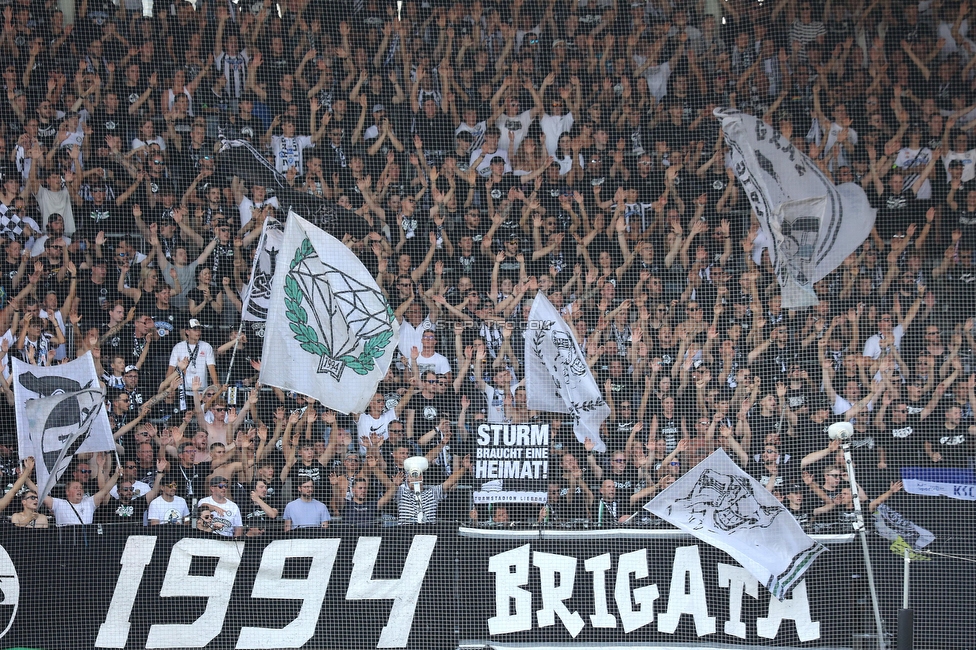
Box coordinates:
[229,209,279,387]
[830,423,886,650]
[223,320,246,386]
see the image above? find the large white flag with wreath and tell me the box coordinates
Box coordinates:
[259,212,399,413]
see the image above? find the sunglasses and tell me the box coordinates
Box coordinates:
[164,482,178,488]
[24,495,38,500]
[213,483,227,489]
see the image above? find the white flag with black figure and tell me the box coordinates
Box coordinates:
[716,108,876,307]
[240,215,285,322]
[259,211,399,414]
[524,292,609,452]
[645,448,826,600]
[13,353,115,504]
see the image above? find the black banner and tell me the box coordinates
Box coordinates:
[0,526,972,649]
[458,529,855,647]
[0,527,452,650]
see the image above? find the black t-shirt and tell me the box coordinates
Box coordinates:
[207,242,236,284]
[411,393,453,426]
[96,497,148,525]
[926,421,969,466]
[0,257,21,295]
[344,499,380,525]
[240,499,282,531]
[186,288,222,336]
[173,462,208,502]
[871,189,923,239]
[880,412,923,468]
[747,412,784,457]
[79,199,126,237]
[654,411,682,454]
[91,108,128,144]
[291,460,330,501]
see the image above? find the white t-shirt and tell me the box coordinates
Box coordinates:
[416,351,451,376]
[470,148,512,177]
[169,339,216,390]
[862,325,905,360]
[633,56,672,101]
[35,186,76,236]
[357,409,398,453]
[37,308,67,361]
[111,479,151,500]
[148,495,190,524]
[50,496,96,525]
[198,496,243,536]
[238,195,280,229]
[456,120,487,152]
[398,316,434,359]
[539,112,575,155]
[484,384,510,424]
[271,135,314,174]
[496,109,534,156]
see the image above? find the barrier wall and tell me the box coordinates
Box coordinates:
[0,526,971,649]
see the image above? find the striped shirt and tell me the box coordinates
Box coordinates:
[396,484,445,524]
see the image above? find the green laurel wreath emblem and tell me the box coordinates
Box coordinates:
[284,238,394,376]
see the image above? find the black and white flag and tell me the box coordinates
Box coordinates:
[717,108,876,307]
[873,503,935,560]
[13,353,116,503]
[645,448,826,600]
[240,216,284,322]
[524,293,609,452]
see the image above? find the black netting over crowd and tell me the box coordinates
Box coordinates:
[0,0,973,648]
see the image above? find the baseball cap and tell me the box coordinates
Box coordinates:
[188,318,203,329]
[372,103,386,113]
[209,475,228,485]
[124,365,139,374]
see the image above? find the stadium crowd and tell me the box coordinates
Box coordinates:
[0,0,973,534]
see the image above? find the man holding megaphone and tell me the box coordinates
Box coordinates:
[396,452,471,524]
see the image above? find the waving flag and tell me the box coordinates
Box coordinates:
[524,293,609,452]
[259,212,399,413]
[645,448,826,600]
[13,353,115,503]
[241,215,285,322]
[716,108,875,307]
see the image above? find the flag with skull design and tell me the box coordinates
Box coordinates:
[646,448,826,600]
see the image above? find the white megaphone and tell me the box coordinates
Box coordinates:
[827,421,854,441]
[403,456,429,493]
[403,456,429,523]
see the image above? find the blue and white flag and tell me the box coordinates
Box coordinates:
[524,293,609,452]
[901,467,976,501]
[13,353,115,503]
[645,448,826,600]
[259,212,399,414]
[717,108,876,307]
